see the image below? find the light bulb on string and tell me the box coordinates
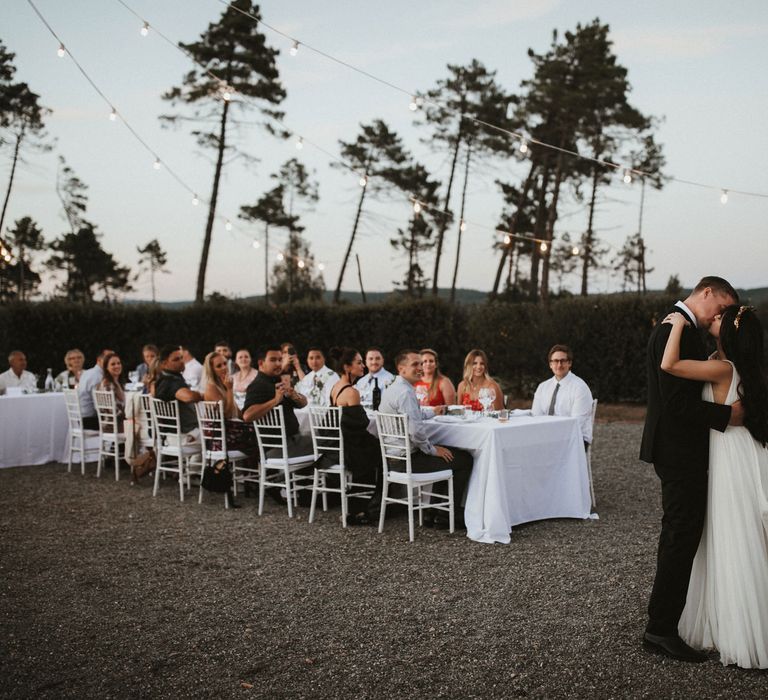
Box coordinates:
[297,259,306,269]
[57,43,66,58]
[109,108,117,121]
[572,246,580,256]
[460,220,467,232]
[318,263,325,272]
[359,176,368,188]
[225,220,233,231]
[276,252,284,262]
[415,96,424,108]
[289,40,299,56]
[413,201,422,214]
[623,169,632,184]
[153,158,161,170]
[519,139,529,154]
[540,242,548,253]
[409,96,418,111]
[295,136,304,150]
[252,239,260,249]
[191,194,199,206]
[140,22,150,37]
[222,87,232,102]
[720,189,729,205]
[503,234,512,245]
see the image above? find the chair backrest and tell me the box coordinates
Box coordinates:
[150,397,182,442]
[196,400,227,459]
[94,389,119,434]
[374,412,411,476]
[308,406,344,467]
[139,393,154,441]
[63,388,85,431]
[253,405,290,463]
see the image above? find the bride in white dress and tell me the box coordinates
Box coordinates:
[660,304,768,669]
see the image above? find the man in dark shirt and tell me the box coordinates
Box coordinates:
[154,345,202,437]
[243,345,313,457]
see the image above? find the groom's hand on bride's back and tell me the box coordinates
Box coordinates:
[729,400,744,426]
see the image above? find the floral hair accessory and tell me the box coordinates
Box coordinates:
[734,305,755,330]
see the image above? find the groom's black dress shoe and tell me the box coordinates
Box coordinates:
[642,632,708,662]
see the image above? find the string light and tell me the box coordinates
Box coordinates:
[252,239,260,249]
[318,263,325,271]
[409,96,418,111]
[56,43,66,58]
[140,21,149,37]
[191,194,199,206]
[108,107,117,121]
[460,220,467,232]
[276,252,284,261]
[359,176,368,187]
[572,246,580,256]
[519,139,529,154]
[289,40,299,56]
[221,86,232,101]
[225,219,233,231]
[297,259,305,269]
[413,201,422,214]
[623,169,633,184]
[720,189,729,205]
[503,234,512,245]
[153,158,161,170]
[295,136,303,150]
[540,242,548,253]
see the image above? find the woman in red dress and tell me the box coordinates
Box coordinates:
[456,349,504,411]
[413,348,456,407]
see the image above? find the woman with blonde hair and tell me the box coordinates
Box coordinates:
[56,348,85,388]
[413,348,456,407]
[456,349,504,411]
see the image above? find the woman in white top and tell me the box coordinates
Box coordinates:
[232,348,258,393]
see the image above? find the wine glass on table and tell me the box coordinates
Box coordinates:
[478,387,495,416]
[415,384,429,406]
[128,370,139,387]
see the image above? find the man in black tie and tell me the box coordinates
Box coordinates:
[640,276,740,661]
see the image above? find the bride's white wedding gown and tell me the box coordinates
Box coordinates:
[679,361,768,668]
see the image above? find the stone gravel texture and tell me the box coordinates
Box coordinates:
[2,422,767,698]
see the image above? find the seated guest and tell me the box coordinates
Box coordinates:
[242,345,313,457]
[55,348,85,389]
[144,359,161,397]
[531,344,594,448]
[327,347,383,524]
[456,349,504,411]
[232,348,258,393]
[214,340,236,375]
[98,352,126,419]
[0,351,38,394]
[154,345,203,442]
[78,349,115,429]
[413,348,456,407]
[295,347,339,405]
[134,344,159,384]
[379,349,473,529]
[355,346,395,405]
[181,346,203,389]
[280,342,306,385]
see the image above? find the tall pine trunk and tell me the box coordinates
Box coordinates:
[450,140,473,302]
[529,157,552,302]
[638,178,647,294]
[195,99,230,303]
[0,127,24,237]
[539,151,564,305]
[334,172,368,304]
[581,166,600,296]
[264,223,270,304]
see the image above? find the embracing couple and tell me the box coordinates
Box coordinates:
[641,275,768,668]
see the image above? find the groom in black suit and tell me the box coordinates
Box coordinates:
[640,276,740,661]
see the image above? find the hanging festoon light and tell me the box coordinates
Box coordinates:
[572,245,580,256]
[318,263,325,272]
[153,158,161,170]
[720,189,729,205]
[623,169,633,184]
[109,107,117,121]
[359,175,368,187]
[252,239,260,249]
[503,234,512,245]
[140,21,150,37]
[409,96,418,111]
[460,220,467,232]
[191,194,199,206]
[297,259,306,269]
[540,242,548,253]
[413,201,422,214]
[518,138,529,154]
[289,40,299,56]
[225,219,233,231]
[57,43,66,58]
[276,252,284,262]
[295,136,304,150]
[221,86,232,102]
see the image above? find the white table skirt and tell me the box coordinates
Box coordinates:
[423,415,592,544]
[0,393,69,468]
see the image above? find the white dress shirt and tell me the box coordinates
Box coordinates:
[378,376,437,456]
[355,368,395,404]
[0,368,37,394]
[531,371,594,444]
[183,358,203,389]
[295,365,340,406]
[77,365,104,417]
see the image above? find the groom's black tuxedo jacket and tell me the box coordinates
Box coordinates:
[640,305,730,473]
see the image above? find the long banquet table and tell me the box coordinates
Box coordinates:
[423,414,592,544]
[0,392,69,468]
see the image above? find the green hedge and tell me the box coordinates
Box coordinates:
[2,296,764,402]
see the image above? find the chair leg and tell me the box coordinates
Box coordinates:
[178,458,185,502]
[587,454,596,508]
[224,491,229,510]
[152,460,161,496]
[258,464,266,516]
[407,482,415,542]
[448,476,455,534]
[378,480,389,534]
[285,467,294,518]
[309,470,320,524]
[96,441,103,479]
[67,435,73,473]
[418,485,423,526]
[114,445,120,481]
[321,473,328,513]
[339,470,348,529]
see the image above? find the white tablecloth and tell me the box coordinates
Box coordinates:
[0,393,69,468]
[423,415,592,544]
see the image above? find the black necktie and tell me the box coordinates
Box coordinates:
[547,383,560,415]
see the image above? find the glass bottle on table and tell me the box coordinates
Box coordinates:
[372,377,381,411]
[44,368,55,393]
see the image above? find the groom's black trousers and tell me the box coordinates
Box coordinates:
[646,463,708,636]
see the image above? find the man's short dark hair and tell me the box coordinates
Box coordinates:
[214,340,231,349]
[394,349,419,368]
[159,345,181,362]
[255,345,282,363]
[366,346,384,356]
[547,344,573,362]
[693,276,739,303]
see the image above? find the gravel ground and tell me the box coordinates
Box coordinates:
[1,423,766,699]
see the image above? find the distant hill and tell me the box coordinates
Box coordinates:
[126,286,768,307]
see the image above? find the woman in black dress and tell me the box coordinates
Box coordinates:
[328,347,383,525]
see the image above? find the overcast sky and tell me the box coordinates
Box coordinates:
[2,0,767,301]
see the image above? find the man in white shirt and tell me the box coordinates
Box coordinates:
[181,346,203,389]
[531,344,594,447]
[0,351,38,394]
[379,349,473,529]
[355,347,395,405]
[78,349,114,429]
[295,347,339,406]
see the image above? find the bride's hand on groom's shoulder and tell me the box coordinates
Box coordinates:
[662,312,689,327]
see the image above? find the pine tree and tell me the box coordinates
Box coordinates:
[137,239,169,303]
